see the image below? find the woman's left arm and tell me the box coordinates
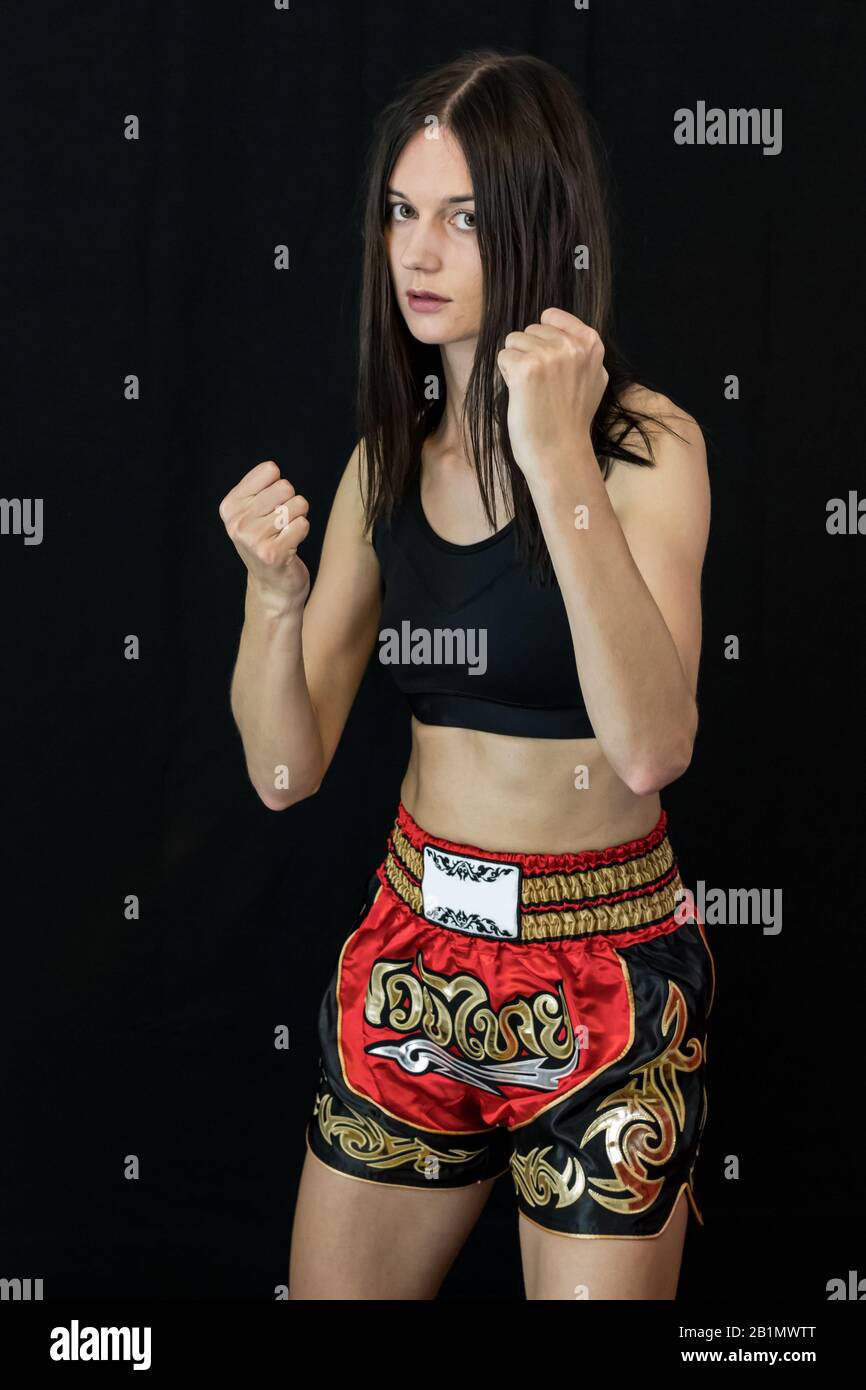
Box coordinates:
[498,310,711,796]
[528,419,710,795]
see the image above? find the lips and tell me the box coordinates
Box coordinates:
[408,289,450,302]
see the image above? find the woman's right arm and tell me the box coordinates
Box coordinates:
[219,442,381,810]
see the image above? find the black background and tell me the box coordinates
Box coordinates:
[2,0,864,1304]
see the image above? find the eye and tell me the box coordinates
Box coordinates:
[387,202,413,222]
[452,209,476,232]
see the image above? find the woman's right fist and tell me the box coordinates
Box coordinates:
[218,460,311,614]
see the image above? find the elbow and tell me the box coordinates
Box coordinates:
[257,783,321,812]
[624,756,689,799]
[623,715,697,798]
[253,773,323,811]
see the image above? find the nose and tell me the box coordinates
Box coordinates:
[399,216,444,270]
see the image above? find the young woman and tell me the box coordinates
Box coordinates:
[221,50,714,1300]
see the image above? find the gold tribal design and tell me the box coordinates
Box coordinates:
[365,952,574,1064]
[313,1090,486,1174]
[509,1149,587,1208]
[509,980,703,1215]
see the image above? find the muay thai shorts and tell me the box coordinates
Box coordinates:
[306,801,716,1239]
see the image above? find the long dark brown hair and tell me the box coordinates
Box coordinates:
[357,47,691,583]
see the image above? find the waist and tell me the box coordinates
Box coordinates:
[380,798,684,944]
[401,722,660,854]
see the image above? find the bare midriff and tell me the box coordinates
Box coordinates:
[398,717,662,854]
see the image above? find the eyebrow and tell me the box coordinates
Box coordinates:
[387,187,475,203]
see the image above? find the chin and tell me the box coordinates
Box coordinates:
[406,319,477,347]
[406,323,452,344]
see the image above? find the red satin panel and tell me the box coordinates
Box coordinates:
[336,876,685,1133]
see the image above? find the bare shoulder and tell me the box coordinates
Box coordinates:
[327,438,374,545]
[303,436,381,636]
[605,384,708,509]
[610,383,704,463]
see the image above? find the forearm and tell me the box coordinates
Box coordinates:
[527,443,697,793]
[229,576,324,809]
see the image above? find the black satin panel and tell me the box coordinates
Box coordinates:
[371,467,596,739]
[510,920,715,1236]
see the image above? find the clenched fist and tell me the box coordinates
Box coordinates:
[496,307,608,483]
[218,460,311,616]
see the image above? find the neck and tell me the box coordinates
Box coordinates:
[432,336,477,453]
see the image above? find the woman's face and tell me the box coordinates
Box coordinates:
[384,127,482,346]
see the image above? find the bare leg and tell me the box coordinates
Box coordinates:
[518,1185,691,1301]
[289,1144,500,1300]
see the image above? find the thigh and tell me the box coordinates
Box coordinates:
[289,1145,498,1300]
[518,1185,690,1300]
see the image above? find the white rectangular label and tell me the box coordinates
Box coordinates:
[420,845,520,939]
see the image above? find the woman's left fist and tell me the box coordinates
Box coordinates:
[496,308,608,480]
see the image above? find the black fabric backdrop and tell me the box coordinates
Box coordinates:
[2,0,864,1304]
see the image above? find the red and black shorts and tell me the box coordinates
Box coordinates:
[306,801,716,1239]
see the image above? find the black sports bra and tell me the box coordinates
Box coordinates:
[371,457,595,739]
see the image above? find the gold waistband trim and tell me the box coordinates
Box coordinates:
[383,820,683,942]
